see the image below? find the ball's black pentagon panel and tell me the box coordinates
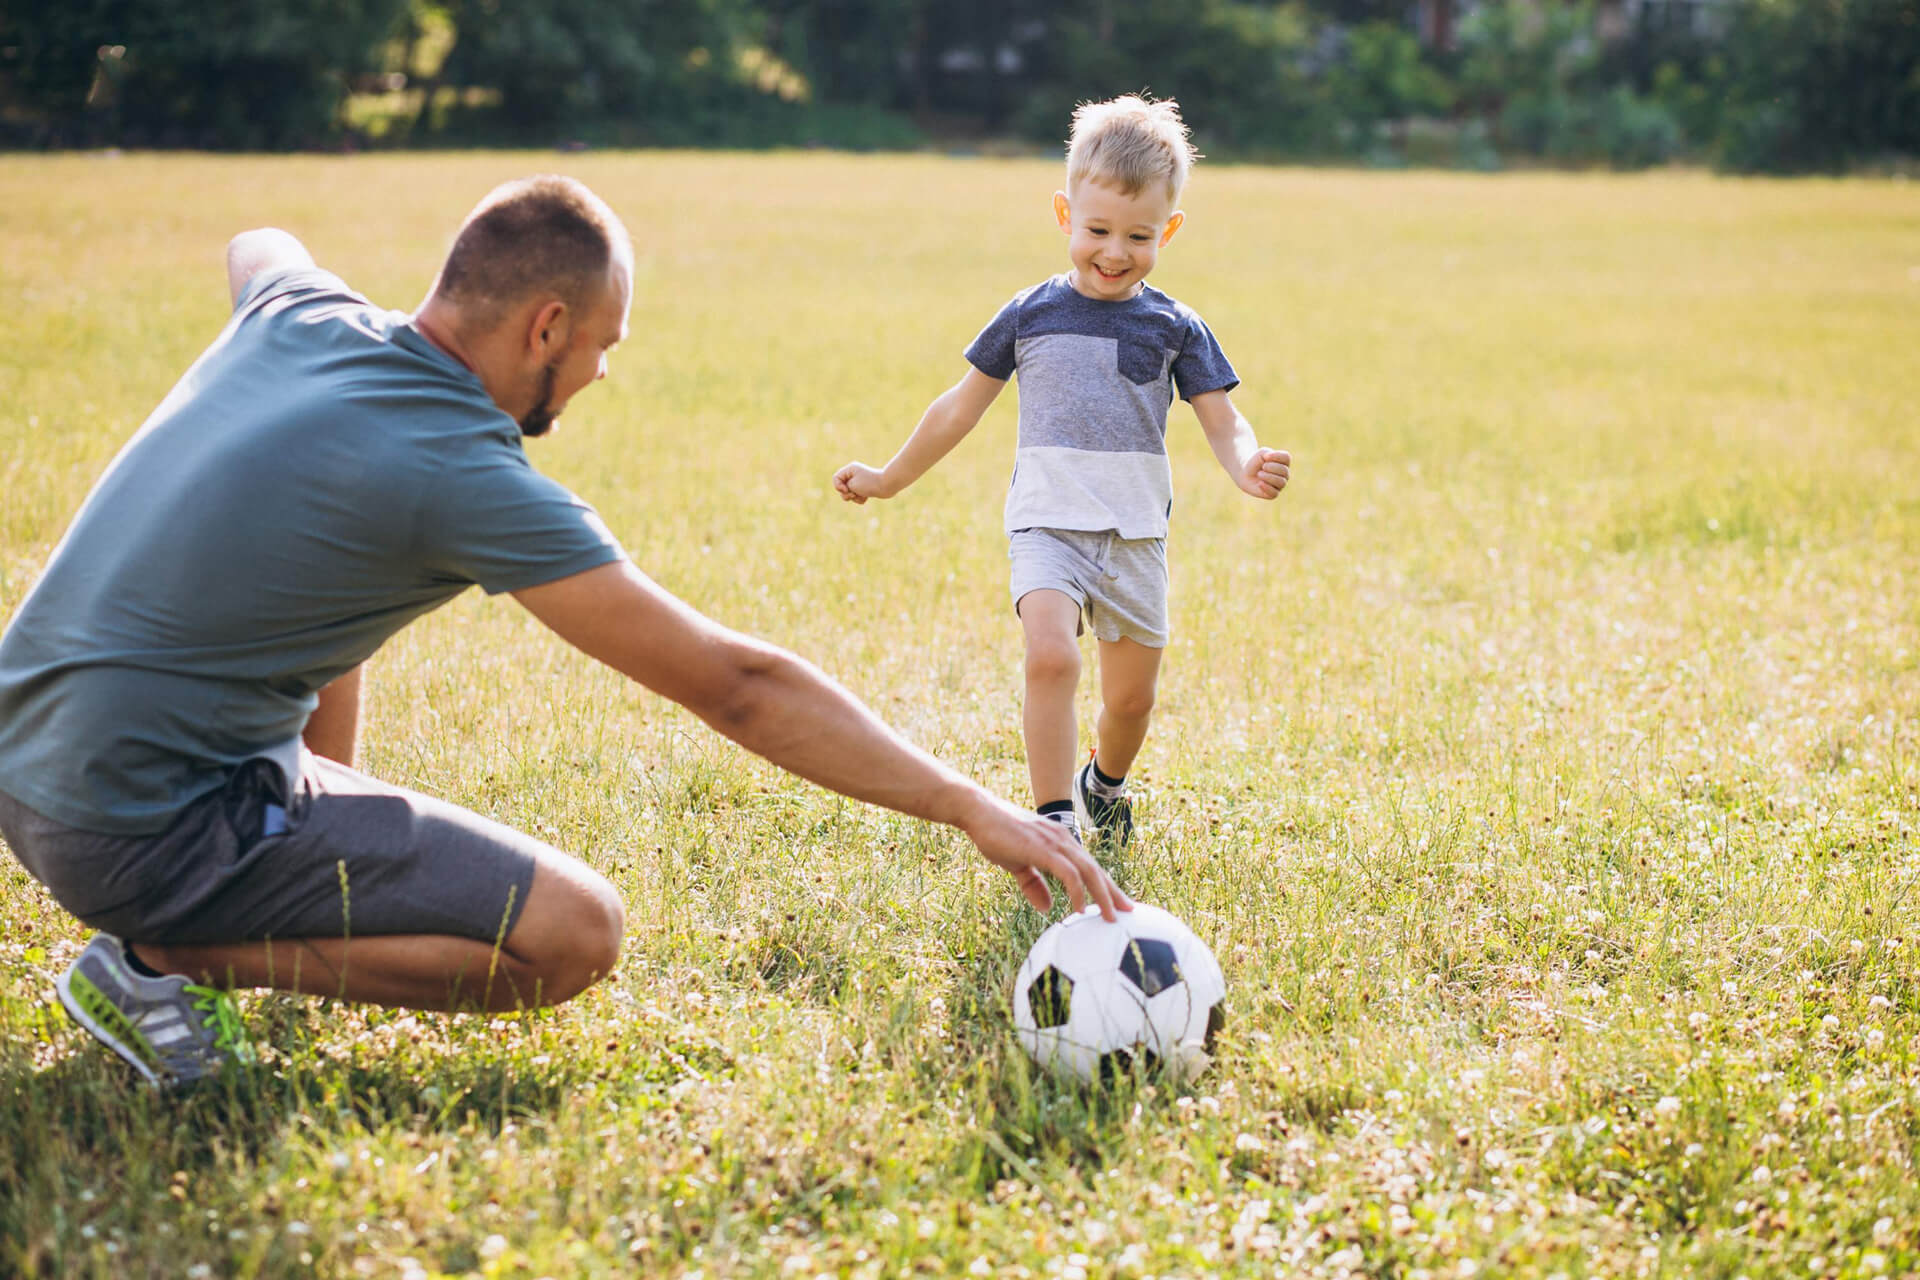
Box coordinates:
[1027,965,1074,1029]
[1096,1048,1162,1084]
[1118,937,1181,998]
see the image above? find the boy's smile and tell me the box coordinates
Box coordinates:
[1054,180,1185,302]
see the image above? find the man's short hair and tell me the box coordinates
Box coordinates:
[1065,95,1200,201]
[433,175,631,322]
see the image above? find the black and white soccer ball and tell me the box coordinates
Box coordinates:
[1012,902,1226,1083]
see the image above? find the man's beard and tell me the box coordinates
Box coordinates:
[519,361,561,437]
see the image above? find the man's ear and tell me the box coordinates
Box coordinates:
[1159,211,1185,247]
[528,299,570,360]
[1053,190,1071,232]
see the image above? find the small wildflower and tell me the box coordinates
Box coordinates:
[1655,1096,1681,1119]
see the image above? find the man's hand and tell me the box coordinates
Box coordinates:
[961,793,1133,921]
[1239,447,1291,500]
[833,461,890,504]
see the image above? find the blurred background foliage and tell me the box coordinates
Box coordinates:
[1,0,1915,171]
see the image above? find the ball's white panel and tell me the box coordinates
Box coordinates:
[1011,902,1225,1082]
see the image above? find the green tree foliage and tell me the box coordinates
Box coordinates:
[1329,21,1453,148]
[758,0,925,109]
[1711,0,1920,171]
[1,0,409,148]
[433,0,755,140]
[1457,0,1682,168]
[2,0,1915,168]
[1022,0,1329,152]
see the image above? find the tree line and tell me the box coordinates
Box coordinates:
[2,0,1915,172]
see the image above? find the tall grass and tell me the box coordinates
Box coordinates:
[1,152,1916,1277]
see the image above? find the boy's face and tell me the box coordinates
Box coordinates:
[1054,178,1184,302]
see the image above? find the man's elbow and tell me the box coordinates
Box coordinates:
[226,228,312,304]
[682,639,790,736]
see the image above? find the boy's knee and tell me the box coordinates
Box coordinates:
[1025,640,1081,686]
[1106,687,1156,721]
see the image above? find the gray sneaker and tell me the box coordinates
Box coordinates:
[56,934,255,1086]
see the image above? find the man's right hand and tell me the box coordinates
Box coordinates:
[833,461,890,504]
[960,792,1133,921]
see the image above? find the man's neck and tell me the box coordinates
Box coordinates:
[411,302,479,375]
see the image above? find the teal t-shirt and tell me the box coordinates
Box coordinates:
[0,267,625,834]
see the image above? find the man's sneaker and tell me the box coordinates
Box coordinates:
[56,934,255,1086]
[1073,758,1135,850]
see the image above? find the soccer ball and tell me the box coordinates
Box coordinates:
[1012,902,1226,1083]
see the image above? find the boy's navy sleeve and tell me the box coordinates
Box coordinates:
[964,295,1022,380]
[1171,308,1240,401]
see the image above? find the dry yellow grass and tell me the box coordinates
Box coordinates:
[1,151,1916,1277]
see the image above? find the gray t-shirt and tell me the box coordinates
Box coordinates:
[965,274,1238,540]
[0,267,624,834]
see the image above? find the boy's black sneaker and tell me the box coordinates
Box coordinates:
[1072,759,1134,850]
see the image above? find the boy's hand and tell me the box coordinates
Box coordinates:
[833,462,890,504]
[1239,447,1290,500]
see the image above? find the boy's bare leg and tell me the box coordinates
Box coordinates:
[1093,636,1165,781]
[1018,590,1084,806]
[128,846,624,1013]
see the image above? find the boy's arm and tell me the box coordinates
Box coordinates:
[1192,389,1290,500]
[834,367,1007,503]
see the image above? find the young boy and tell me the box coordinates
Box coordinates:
[832,95,1289,851]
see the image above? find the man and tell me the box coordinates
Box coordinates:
[0,175,1128,1087]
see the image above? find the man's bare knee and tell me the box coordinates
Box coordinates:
[514,862,624,1004]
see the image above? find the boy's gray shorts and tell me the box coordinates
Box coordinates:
[0,751,541,947]
[1008,527,1169,648]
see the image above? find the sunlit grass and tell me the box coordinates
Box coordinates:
[1,152,1917,1276]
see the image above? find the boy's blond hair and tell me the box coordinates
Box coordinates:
[1065,95,1199,200]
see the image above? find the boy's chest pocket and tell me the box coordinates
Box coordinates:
[1116,341,1170,386]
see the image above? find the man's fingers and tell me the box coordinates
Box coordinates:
[1072,849,1127,921]
[1018,869,1053,913]
[1050,852,1090,916]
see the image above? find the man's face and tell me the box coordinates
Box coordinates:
[1056,178,1182,302]
[522,261,632,437]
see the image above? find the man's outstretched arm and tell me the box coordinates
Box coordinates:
[226,228,314,306]
[515,560,1130,920]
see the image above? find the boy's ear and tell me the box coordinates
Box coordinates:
[1159,211,1186,247]
[1052,190,1071,232]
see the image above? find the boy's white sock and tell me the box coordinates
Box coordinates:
[1084,760,1128,799]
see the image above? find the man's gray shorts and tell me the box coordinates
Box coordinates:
[0,751,541,947]
[1008,527,1169,648]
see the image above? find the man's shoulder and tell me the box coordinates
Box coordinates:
[236,265,371,316]
[234,271,491,412]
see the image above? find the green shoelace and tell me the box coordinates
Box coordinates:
[185,985,258,1064]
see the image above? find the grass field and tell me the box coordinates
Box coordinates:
[1,151,1917,1278]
